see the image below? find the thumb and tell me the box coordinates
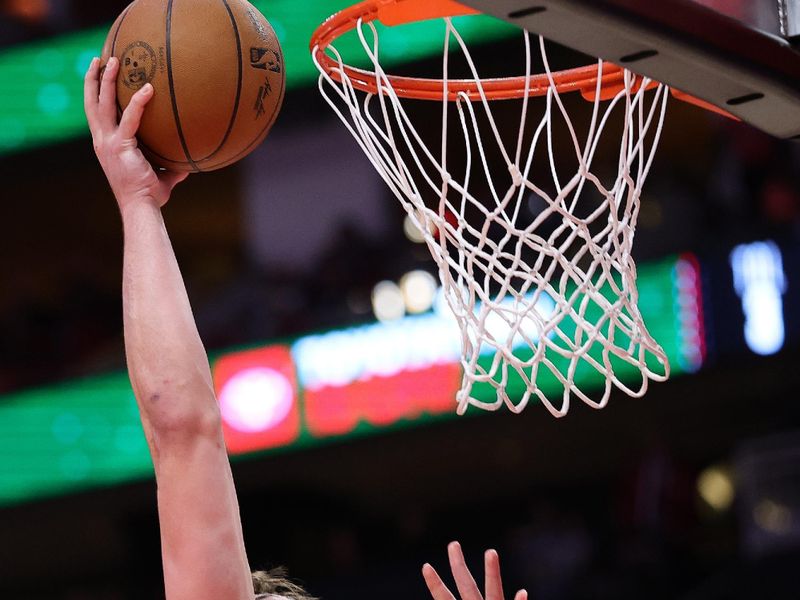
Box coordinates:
[514,591,528,600]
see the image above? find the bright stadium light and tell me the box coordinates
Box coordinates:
[372,280,406,322]
[754,499,792,534]
[403,214,427,244]
[400,270,438,314]
[218,367,295,433]
[697,465,735,512]
[730,241,786,356]
[482,294,556,351]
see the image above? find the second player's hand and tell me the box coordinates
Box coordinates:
[423,542,527,600]
[84,56,187,209]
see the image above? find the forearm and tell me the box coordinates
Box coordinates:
[88,58,253,600]
[121,199,217,429]
[120,200,254,600]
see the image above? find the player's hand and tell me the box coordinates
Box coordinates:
[422,542,527,600]
[84,56,187,209]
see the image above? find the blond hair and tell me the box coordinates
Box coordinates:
[252,567,317,600]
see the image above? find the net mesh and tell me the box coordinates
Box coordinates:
[312,16,670,416]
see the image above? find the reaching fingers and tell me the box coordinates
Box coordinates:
[514,590,528,600]
[448,542,482,600]
[98,57,120,129]
[484,550,505,600]
[83,57,101,131]
[422,563,457,600]
[118,83,154,140]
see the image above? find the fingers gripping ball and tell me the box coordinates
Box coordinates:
[101,0,285,172]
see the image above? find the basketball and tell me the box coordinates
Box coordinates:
[101,0,285,172]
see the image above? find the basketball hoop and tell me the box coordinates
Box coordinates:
[309,0,724,416]
[311,0,732,111]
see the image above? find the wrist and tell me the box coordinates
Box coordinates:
[118,194,162,218]
[118,196,164,232]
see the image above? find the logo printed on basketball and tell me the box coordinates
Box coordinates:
[120,41,157,90]
[253,79,272,119]
[250,47,282,73]
[251,47,282,120]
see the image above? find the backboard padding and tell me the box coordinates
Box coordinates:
[457,0,800,138]
[691,0,787,36]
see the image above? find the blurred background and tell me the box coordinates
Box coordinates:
[1,0,800,598]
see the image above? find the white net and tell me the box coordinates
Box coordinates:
[312,16,671,417]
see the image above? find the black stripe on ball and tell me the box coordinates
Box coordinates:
[197,0,245,165]
[166,0,200,172]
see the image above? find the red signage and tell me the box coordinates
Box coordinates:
[213,346,301,455]
[303,363,460,437]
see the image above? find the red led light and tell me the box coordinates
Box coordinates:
[213,346,301,455]
[304,363,460,437]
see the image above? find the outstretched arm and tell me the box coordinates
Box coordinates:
[85,56,254,600]
[423,542,527,600]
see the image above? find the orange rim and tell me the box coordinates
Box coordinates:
[310,0,737,118]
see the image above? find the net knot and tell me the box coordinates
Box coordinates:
[508,165,524,187]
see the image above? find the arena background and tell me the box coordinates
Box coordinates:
[0,1,799,598]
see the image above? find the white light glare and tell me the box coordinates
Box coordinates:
[730,241,786,356]
[372,280,406,322]
[482,295,556,350]
[754,499,793,534]
[400,270,438,314]
[402,214,427,244]
[434,287,556,351]
[218,368,294,433]
[293,287,556,391]
[291,314,462,390]
[697,465,735,512]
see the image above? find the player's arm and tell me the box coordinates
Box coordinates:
[423,542,527,600]
[84,56,254,600]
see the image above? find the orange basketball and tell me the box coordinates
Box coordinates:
[101,0,285,172]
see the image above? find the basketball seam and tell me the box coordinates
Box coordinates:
[201,46,286,170]
[138,139,189,165]
[199,78,283,170]
[196,0,244,166]
[166,0,200,172]
[111,3,133,118]
[150,73,282,173]
[111,4,132,56]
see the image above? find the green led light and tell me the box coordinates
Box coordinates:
[0,1,516,155]
[37,82,71,115]
[0,26,104,152]
[59,450,91,481]
[34,48,67,77]
[0,118,26,149]
[0,374,155,506]
[0,255,693,508]
[114,424,147,455]
[51,412,83,445]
